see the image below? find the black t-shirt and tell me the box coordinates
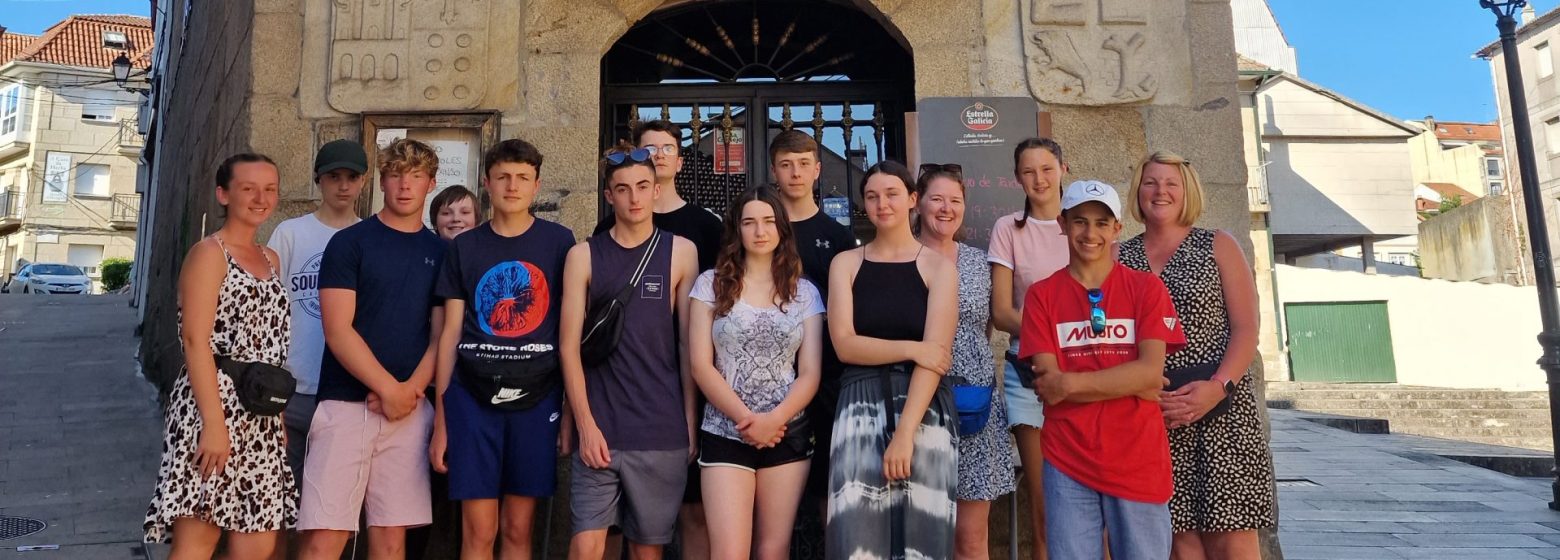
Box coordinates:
[789,209,856,416]
[790,210,856,303]
[594,201,723,272]
[317,216,446,402]
[434,220,575,369]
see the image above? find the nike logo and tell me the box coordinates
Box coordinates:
[491,387,528,405]
[549,412,561,423]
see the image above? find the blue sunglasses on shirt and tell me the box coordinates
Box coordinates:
[1087,289,1106,335]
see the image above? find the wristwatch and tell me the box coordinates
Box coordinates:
[1219,378,1235,397]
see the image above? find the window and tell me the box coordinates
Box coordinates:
[1386,254,1413,266]
[66,245,103,276]
[73,164,110,198]
[1486,157,1502,178]
[101,30,127,50]
[1547,118,1560,153]
[1490,180,1504,196]
[76,89,118,122]
[0,86,18,135]
[1540,42,1554,79]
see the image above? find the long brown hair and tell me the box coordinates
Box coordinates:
[1012,137,1065,229]
[712,185,803,317]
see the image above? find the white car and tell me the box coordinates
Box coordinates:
[4,263,92,295]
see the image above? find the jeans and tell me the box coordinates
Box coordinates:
[1044,462,1171,560]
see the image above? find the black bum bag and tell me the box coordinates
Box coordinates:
[458,352,559,411]
[215,356,295,416]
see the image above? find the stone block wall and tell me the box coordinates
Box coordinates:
[139,0,257,390]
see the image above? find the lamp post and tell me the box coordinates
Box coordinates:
[1481,0,1560,510]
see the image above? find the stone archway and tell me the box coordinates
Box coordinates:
[516,0,980,234]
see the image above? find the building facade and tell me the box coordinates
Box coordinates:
[0,16,150,292]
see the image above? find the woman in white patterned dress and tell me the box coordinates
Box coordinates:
[144,154,296,560]
[915,163,1017,560]
[688,185,825,560]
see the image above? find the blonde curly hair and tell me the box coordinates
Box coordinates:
[379,138,440,177]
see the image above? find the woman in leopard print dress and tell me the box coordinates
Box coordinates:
[145,154,296,559]
[1119,151,1276,560]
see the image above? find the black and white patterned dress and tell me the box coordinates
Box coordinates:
[828,256,957,560]
[1119,228,1277,533]
[949,243,1015,501]
[145,237,296,542]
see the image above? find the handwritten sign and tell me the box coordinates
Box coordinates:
[914,98,1039,250]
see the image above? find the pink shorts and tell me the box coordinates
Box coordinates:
[297,399,433,531]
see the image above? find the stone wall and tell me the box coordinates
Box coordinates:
[1420,193,1528,286]
[139,0,257,390]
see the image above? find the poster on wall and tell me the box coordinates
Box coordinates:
[914,97,1040,250]
[714,128,746,174]
[43,152,70,203]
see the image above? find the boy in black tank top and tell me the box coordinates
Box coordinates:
[559,145,700,560]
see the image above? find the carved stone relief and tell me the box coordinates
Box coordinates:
[1022,0,1162,106]
[328,0,491,112]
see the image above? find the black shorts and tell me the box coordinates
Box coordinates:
[697,428,813,472]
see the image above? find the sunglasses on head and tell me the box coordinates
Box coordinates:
[919,162,963,176]
[1087,289,1106,335]
[604,148,653,166]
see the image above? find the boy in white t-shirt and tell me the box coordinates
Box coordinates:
[266,139,366,481]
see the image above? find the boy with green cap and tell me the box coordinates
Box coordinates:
[266,138,368,480]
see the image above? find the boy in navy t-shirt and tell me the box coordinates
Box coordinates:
[297,139,446,560]
[430,139,575,556]
[1018,180,1186,560]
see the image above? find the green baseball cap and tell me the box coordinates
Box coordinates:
[314,139,368,177]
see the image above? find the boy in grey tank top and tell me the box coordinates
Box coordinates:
[559,145,700,559]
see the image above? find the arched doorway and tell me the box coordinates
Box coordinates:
[599,0,915,232]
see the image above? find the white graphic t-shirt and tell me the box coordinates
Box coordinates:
[267,213,356,395]
[690,270,825,441]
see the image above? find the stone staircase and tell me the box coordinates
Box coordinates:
[1265,382,1556,451]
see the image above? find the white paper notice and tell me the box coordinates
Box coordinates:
[43,152,70,203]
[376,128,408,149]
[427,140,471,189]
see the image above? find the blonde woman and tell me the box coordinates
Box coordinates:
[1117,151,1276,560]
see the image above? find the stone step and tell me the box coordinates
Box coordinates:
[1380,417,1555,430]
[1439,435,1555,451]
[1265,389,1550,402]
[1283,407,1554,419]
[1268,398,1553,410]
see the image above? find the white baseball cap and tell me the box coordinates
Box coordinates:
[1060,180,1122,219]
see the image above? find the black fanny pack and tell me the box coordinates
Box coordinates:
[458,352,560,411]
[215,356,295,416]
[1005,351,1036,389]
[1165,363,1230,421]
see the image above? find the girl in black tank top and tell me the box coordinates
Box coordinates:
[826,162,959,560]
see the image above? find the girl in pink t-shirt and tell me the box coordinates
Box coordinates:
[987,137,1071,560]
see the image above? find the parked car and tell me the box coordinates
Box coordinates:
[4,263,92,295]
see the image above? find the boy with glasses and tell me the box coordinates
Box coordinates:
[1017,180,1185,559]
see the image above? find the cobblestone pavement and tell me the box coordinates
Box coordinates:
[6,295,1560,559]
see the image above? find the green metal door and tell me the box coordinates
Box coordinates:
[1284,301,1397,383]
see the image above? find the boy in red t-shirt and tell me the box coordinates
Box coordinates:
[1018,179,1186,560]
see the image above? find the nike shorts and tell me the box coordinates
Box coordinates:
[444,378,563,500]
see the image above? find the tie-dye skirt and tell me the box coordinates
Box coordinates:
[826,364,958,560]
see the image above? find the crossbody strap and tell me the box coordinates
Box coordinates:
[612,229,662,303]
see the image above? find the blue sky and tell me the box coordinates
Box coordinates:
[2,0,151,34]
[1270,0,1558,124]
[0,0,1547,124]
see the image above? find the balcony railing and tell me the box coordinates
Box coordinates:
[1248,164,1271,213]
[117,119,144,155]
[111,193,139,229]
[0,189,20,219]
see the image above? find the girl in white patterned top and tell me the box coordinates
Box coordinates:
[688,184,825,560]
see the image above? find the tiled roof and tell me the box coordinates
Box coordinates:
[1421,182,1480,203]
[0,29,39,65]
[1432,121,1501,143]
[3,15,152,70]
[1237,55,1272,73]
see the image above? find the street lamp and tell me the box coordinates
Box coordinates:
[111,53,148,95]
[1481,0,1560,511]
